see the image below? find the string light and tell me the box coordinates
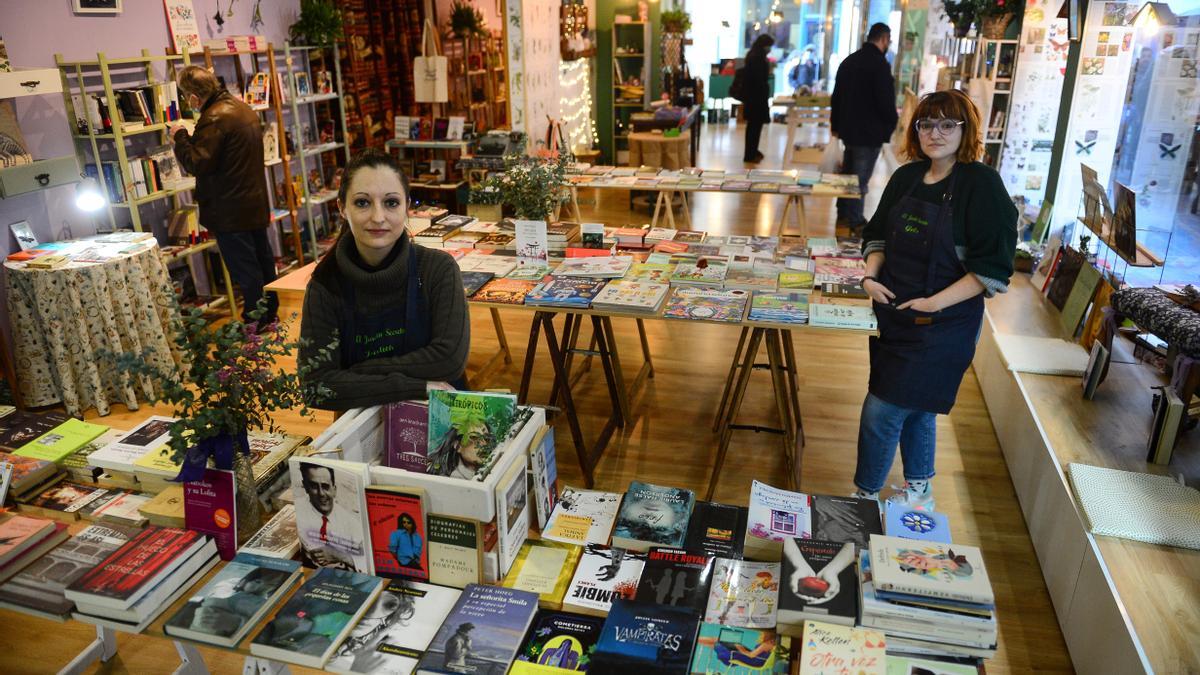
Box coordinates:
[559,59,599,151]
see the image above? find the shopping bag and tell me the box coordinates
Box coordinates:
[413,21,448,103]
[818,139,843,173]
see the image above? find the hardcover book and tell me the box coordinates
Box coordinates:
[474,277,539,304]
[552,256,633,279]
[563,544,647,617]
[884,503,951,544]
[591,280,671,314]
[427,513,484,588]
[778,539,858,631]
[65,526,209,610]
[689,624,789,675]
[250,567,386,668]
[511,609,605,673]
[748,292,810,324]
[810,495,883,551]
[325,579,462,675]
[0,523,135,619]
[415,584,540,675]
[525,277,608,309]
[501,540,582,610]
[462,271,495,297]
[506,264,552,281]
[635,548,714,613]
[611,481,695,552]
[662,288,749,323]
[683,502,748,559]
[796,621,885,675]
[543,488,622,546]
[670,257,729,286]
[184,468,238,560]
[164,553,303,647]
[704,558,780,628]
[744,481,811,561]
[13,418,109,464]
[366,486,429,580]
[591,599,701,675]
[385,401,430,473]
[868,535,994,606]
[290,456,373,574]
[627,263,675,284]
[239,504,301,559]
[427,390,517,479]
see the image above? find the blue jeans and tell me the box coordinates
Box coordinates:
[836,144,881,226]
[854,392,937,493]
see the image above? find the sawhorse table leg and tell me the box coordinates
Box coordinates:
[776,194,808,239]
[242,657,292,675]
[174,641,209,675]
[57,626,118,675]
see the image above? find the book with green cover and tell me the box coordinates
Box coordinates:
[1059,262,1101,337]
[426,390,517,479]
[14,419,109,463]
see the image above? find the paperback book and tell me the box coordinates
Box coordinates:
[662,287,749,323]
[670,257,729,286]
[0,523,135,619]
[704,558,780,628]
[13,418,109,464]
[289,456,373,574]
[239,504,301,559]
[683,502,748,559]
[427,513,484,588]
[542,487,622,546]
[0,453,58,499]
[525,277,608,309]
[511,609,605,674]
[611,481,695,552]
[591,280,670,314]
[884,503,951,544]
[501,540,582,610]
[366,486,429,580]
[778,539,858,630]
[563,544,647,617]
[164,552,303,647]
[0,516,56,566]
[325,579,462,675]
[552,256,633,278]
[747,292,810,324]
[384,401,430,473]
[88,416,176,473]
[591,599,701,675]
[65,526,211,611]
[690,624,790,675]
[744,481,811,561]
[184,467,238,560]
[528,426,559,530]
[251,567,387,668]
[462,271,495,297]
[20,482,112,522]
[796,621,885,675]
[415,584,540,675]
[61,428,124,482]
[634,547,714,613]
[427,390,517,480]
[868,535,994,607]
[473,278,539,304]
[808,302,877,331]
[809,494,882,551]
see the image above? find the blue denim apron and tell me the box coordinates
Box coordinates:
[869,164,984,414]
[338,241,432,367]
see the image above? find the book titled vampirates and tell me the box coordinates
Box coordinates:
[590,599,701,675]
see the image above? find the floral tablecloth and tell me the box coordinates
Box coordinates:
[5,239,184,416]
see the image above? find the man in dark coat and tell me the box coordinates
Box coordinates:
[171,65,276,326]
[830,23,899,232]
[742,34,775,163]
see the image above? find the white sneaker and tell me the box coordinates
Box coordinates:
[885,482,936,511]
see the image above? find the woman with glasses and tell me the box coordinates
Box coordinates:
[852,90,1017,510]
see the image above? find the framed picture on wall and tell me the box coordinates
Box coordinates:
[74,0,122,14]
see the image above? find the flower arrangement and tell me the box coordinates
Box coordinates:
[289,0,344,46]
[485,154,570,221]
[450,0,488,39]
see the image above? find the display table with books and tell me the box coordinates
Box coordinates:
[4,234,186,417]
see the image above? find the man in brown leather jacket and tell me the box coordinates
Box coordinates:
[171,66,277,326]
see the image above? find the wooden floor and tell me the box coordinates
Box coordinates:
[0,121,1073,674]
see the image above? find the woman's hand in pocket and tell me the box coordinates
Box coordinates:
[863,278,895,305]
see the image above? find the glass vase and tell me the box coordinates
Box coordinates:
[232,444,262,545]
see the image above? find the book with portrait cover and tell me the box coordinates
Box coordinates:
[325,579,462,675]
[611,481,695,552]
[367,486,429,580]
[634,547,714,614]
[13,418,109,464]
[704,558,780,628]
[415,583,539,675]
[239,504,300,559]
[683,502,748,559]
[184,467,238,560]
[510,609,605,674]
[778,539,859,632]
[385,401,430,474]
[542,488,622,547]
[64,526,209,610]
[0,523,135,620]
[591,599,701,675]
[250,567,386,668]
[427,390,517,480]
[289,456,373,574]
[164,552,302,647]
[563,544,647,617]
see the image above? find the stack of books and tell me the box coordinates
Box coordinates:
[0,516,70,584]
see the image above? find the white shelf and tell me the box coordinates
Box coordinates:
[264,157,283,167]
[301,142,343,158]
[305,190,338,206]
[0,68,63,99]
[297,93,339,105]
[385,139,470,151]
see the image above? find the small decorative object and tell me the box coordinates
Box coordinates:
[103,305,334,546]
[294,72,312,98]
[73,0,122,14]
[660,9,692,34]
[468,183,504,222]
[289,0,344,46]
[315,70,333,94]
[449,0,487,39]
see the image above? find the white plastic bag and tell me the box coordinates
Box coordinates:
[818,139,844,173]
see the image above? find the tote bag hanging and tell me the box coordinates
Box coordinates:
[413,20,448,103]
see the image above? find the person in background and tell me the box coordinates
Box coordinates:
[299,149,469,410]
[741,34,776,163]
[171,66,277,327]
[853,90,1017,510]
[789,45,819,91]
[830,23,900,234]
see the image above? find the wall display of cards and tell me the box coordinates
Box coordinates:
[163,0,202,54]
[74,0,122,13]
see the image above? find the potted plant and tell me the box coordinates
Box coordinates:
[468,180,504,221]
[103,302,334,544]
[661,9,692,34]
[289,0,344,46]
[977,0,1023,39]
[492,154,570,221]
[943,0,977,37]
[450,0,488,40]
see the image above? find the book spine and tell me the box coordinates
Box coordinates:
[878,582,991,607]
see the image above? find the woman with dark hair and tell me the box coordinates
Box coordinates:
[853,90,1017,510]
[299,149,470,410]
[741,33,775,163]
[389,512,424,569]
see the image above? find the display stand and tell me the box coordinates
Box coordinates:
[971,38,1018,168]
[611,21,650,164]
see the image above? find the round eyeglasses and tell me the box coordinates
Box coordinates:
[915,119,965,134]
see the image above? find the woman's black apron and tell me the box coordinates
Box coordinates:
[870,164,984,415]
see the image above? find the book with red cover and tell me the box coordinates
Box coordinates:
[366,486,429,581]
[65,526,207,610]
[183,468,238,560]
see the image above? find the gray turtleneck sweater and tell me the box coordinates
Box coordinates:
[299,233,470,410]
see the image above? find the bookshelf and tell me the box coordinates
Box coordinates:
[445,32,509,131]
[201,43,304,268]
[282,42,351,260]
[971,38,1018,169]
[611,22,651,164]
